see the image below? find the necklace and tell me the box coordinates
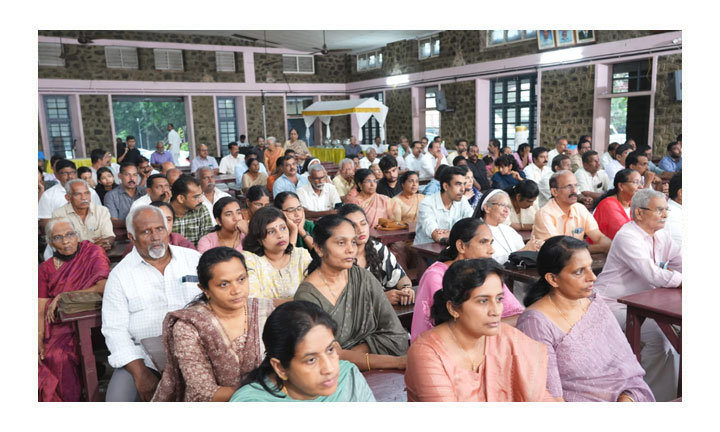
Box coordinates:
[448,323,484,372]
[53,257,62,270]
[548,294,588,331]
[319,269,344,303]
[209,301,248,338]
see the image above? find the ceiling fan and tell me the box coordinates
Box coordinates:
[310,31,351,55]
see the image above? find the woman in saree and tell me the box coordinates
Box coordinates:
[230,301,375,402]
[345,168,391,229]
[405,258,557,402]
[410,217,524,342]
[516,236,654,402]
[152,247,274,401]
[283,129,311,164]
[592,168,641,240]
[389,170,424,224]
[294,214,408,371]
[264,137,284,175]
[38,218,110,401]
[241,156,268,193]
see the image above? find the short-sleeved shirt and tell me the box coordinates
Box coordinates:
[52,202,115,243]
[297,183,341,212]
[414,193,473,245]
[531,199,599,241]
[173,205,214,246]
[150,151,174,167]
[38,183,102,219]
[332,175,354,197]
[344,144,363,159]
[272,174,310,198]
[121,147,143,166]
[104,186,148,220]
[575,168,610,194]
[190,156,219,174]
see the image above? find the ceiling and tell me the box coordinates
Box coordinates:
[162,30,441,54]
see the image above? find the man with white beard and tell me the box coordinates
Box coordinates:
[101,205,201,401]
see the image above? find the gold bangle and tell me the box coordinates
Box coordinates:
[365,352,371,371]
[620,393,635,402]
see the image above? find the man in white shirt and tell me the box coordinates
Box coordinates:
[130,174,172,212]
[523,147,551,184]
[575,150,610,206]
[102,205,202,401]
[218,142,242,175]
[538,154,571,208]
[237,134,249,147]
[167,123,182,164]
[196,166,231,218]
[404,140,425,174]
[386,143,407,171]
[546,137,569,162]
[600,142,619,170]
[368,136,387,155]
[297,164,341,219]
[605,143,633,183]
[424,136,449,158]
[359,148,378,169]
[39,160,102,230]
[665,172,682,247]
[419,140,448,181]
[414,166,473,245]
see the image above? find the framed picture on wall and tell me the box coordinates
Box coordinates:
[555,30,575,47]
[576,30,596,44]
[537,30,556,50]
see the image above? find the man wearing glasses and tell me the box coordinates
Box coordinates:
[296,164,340,219]
[272,155,309,198]
[594,188,681,401]
[532,170,611,253]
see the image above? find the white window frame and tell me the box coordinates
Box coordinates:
[105,46,139,69]
[215,51,236,72]
[282,55,315,74]
[39,42,65,67]
[153,49,184,71]
[487,30,537,47]
[356,49,383,72]
[418,34,441,60]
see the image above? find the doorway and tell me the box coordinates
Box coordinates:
[609,95,650,147]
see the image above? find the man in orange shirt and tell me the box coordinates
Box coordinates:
[532,170,611,254]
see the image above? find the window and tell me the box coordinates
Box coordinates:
[105,46,139,69]
[487,30,537,47]
[356,49,383,72]
[286,97,314,116]
[425,87,440,141]
[215,52,236,72]
[43,96,74,158]
[490,75,537,150]
[38,42,65,67]
[282,55,315,74]
[217,97,237,155]
[153,49,184,71]
[612,60,652,93]
[418,34,441,60]
[360,92,383,144]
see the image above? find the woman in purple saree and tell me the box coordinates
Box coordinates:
[38,219,110,401]
[516,236,654,402]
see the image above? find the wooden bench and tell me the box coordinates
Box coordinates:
[59,309,104,402]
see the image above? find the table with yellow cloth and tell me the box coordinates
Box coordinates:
[309,148,345,165]
[45,158,118,173]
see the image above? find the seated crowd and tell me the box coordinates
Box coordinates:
[38,132,682,402]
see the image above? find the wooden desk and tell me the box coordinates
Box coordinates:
[410,242,445,262]
[370,222,416,245]
[503,253,606,291]
[362,369,407,402]
[59,309,103,402]
[107,240,130,263]
[392,286,417,331]
[214,174,236,184]
[618,288,682,397]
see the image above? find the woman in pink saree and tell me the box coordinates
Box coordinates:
[38,218,110,401]
[345,168,391,229]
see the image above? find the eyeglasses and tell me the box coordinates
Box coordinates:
[624,180,643,186]
[51,232,78,243]
[555,183,578,191]
[490,203,512,210]
[363,179,379,184]
[283,206,304,214]
[640,206,669,215]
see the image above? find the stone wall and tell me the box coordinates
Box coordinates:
[319,95,351,140]
[191,96,218,154]
[439,81,476,149]
[80,94,114,154]
[39,44,245,83]
[540,65,595,149]
[246,96,286,144]
[384,88,412,144]
[253,53,348,84]
[652,54,682,156]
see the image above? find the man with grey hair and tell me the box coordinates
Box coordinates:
[50,179,114,255]
[39,159,102,229]
[102,205,201,401]
[333,158,356,201]
[105,162,147,221]
[196,166,231,217]
[532,170,611,253]
[359,148,378,169]
[297,164,341,218]
[594,187,681,401]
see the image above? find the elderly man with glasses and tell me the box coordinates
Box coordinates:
[39,159,103,230]
[296,164,341,219]
[532,170,611,253]
[594,188,681,401]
